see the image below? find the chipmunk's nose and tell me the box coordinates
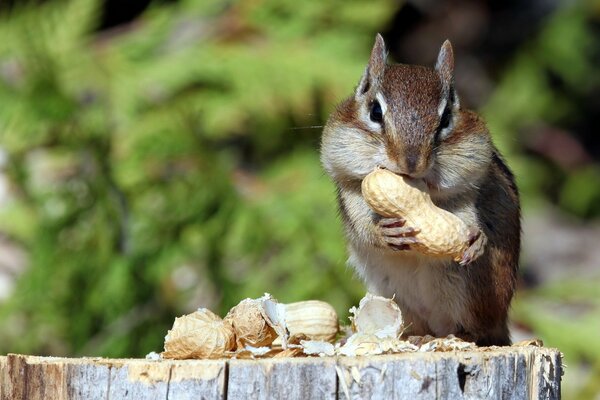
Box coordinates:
[385,144,428,177]
[406,153,418,175]
[399,148,430,178]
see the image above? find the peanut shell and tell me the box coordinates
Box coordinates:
[350,293,403,338]
[285,300,339,342]
[361,167,470,260]
[162,308,235,359]
[225,298,278,348]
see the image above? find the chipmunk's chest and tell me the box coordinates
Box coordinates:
[348,242,470,335]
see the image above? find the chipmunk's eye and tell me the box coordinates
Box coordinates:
[369,100,383,124]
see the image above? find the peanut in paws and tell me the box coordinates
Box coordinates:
[361,167,470,261]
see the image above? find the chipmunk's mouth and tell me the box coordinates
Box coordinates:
[375,166,423,186]
[376,166,410,179]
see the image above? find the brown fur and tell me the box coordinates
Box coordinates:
[321,35,520,346]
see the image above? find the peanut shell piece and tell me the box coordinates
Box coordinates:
[361,167,470,261]
[340,293,407,356]
[285,300,339,342]
[225,298,278,348]
[350,293,403,338]
[162,308,236,359]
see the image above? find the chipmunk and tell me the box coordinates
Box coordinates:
[321,34,520,346]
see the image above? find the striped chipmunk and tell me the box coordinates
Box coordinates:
[321,35,520,346]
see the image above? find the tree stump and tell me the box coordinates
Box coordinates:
[0,346,561,399]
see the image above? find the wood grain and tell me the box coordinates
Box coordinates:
[0,346,561,399]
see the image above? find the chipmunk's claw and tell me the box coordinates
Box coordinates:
[378,217,421,251]
[459,227,486,266]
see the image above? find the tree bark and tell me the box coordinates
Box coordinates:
[0,346,561,399]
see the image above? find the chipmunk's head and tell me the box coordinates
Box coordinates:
[321,34,492,195]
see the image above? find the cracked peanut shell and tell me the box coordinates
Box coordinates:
[162,308,236,359]
[225,298,278,348]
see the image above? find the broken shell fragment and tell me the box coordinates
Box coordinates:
[285,300,339,342]
[338,333,418,356]
[273,347,304,358]
[300,340,336,357]
[232,345,275,359]
[225,298,278,348]
[361,167,470,261]
[162,308,236,359]
[338,293,408,356]
[418,335,476,352]
[260,294,289,347]
[338,333,383,356]
[350,293,404,338]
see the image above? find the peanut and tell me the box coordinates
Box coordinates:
[225,298,278,348]
[285,300,339,342]
[361,167,469,261]
[162,308,236,359]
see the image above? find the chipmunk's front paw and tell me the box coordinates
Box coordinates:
[459,227,487,266]
[378,217,421,251]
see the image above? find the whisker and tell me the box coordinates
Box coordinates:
[289,125,324,130]
[432,143,445,153]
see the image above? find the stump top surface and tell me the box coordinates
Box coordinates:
[1,346,562,400]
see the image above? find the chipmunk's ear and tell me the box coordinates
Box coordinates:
[356,34,387,97]
[435,40,454,88]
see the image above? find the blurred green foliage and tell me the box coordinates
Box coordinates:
[0,0,599,398]
[0,0,400,356]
